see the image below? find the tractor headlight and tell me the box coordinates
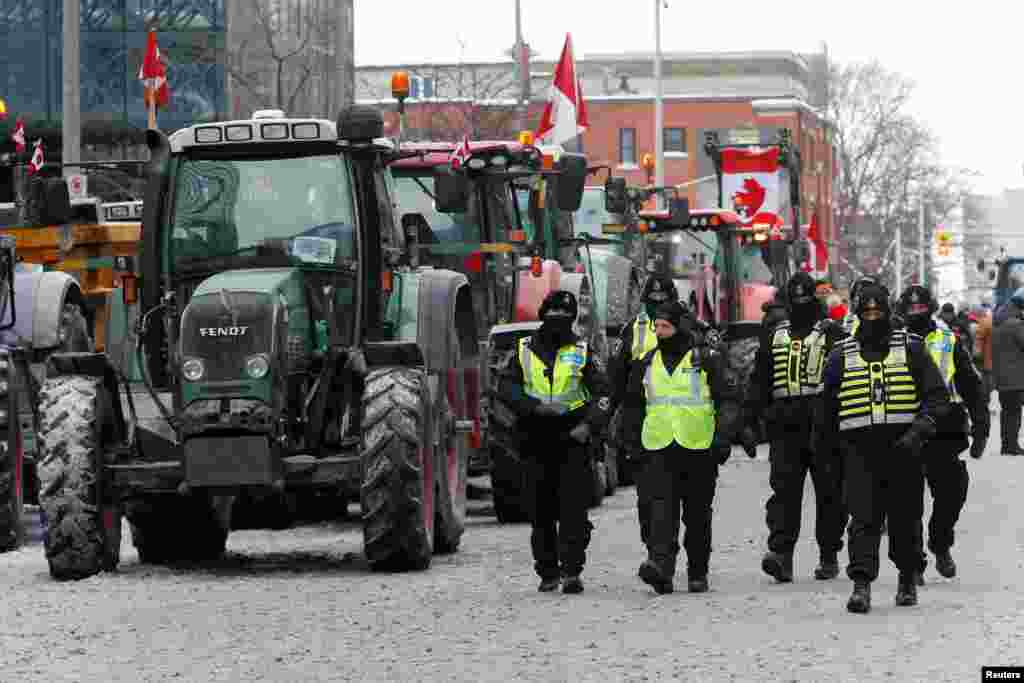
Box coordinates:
[182,357,205,382]
[245,354,270,379]
[0,408,8,426]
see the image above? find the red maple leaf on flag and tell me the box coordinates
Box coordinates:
[138,30,170,109]
[732,178,767,218]
[11,117,25,154]
[27,139,44,175]
[450,135,472,171]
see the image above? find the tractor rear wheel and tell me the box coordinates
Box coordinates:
[432,386,467,554]
[0,350,22,552]
[36,376,121,580]
[128,493,229,564]
[360,367,434,571]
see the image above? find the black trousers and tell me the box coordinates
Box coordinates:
[766,430,846,557]
[638,444,719,579]
[998,390,1024,451]
[915,437,969,561]
[525,436,592,580]
[843,438,926,582]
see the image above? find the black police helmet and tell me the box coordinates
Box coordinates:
[786,272,818,307]
[898,285,937,317]
[850,276,879,310]
[641,275,679,306]
[538,289,578,321]
[653,300,692,330]
[855,283,892,316]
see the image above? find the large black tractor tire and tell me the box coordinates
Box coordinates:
[59,303,95,354]
[128,493,229,564]
[0,350,23,552]
[490,445,531,524]
[433,387,467,554]
[360,367,435,571]
[37,376,121,580]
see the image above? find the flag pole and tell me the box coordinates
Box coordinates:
[147,98,157,131]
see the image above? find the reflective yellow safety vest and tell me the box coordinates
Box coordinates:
[641,349,715,450]
[841,312,860,336]
[771,321,828,399]
[925,327,962,404]
[631,314,659,361]
[518,338,590,414]
[837,331,920,431]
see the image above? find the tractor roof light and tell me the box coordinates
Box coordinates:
[519,130,535,146]
[530,256,543,278]
[637,221,649,234]
[391,71,411,101]
[541,153,555,171]
[641,153,656,173]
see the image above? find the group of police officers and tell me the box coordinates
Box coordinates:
[499,270,988,613]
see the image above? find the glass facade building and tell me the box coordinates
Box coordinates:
[0,0,226,153]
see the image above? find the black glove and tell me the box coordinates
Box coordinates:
[533,403,565,417]
[569,422,591,444]
[714,444,731,465]
[970,418,989,459]
[894,420,932,455]
[970,434,987,459]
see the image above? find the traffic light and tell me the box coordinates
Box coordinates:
[936,228,952,257]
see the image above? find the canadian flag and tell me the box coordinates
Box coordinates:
[721,147,785,231]
[536,34,589,146]
[11,117,25,154]
[801,213,829,275]
[450,134,472,171]
[27,139,44,175]
[138,30,169,109]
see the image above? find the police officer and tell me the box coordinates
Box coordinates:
[608,274,681,542]
[746,272,847,583]
[621,301,742,594]
[840,276,879,336]
[897,285,989,579]
[497,290,611,594]
[820,283,952,612]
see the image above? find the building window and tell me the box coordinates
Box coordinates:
[664,127,687,154]
[619,128,637,165]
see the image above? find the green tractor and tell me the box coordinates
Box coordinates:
[35,106,481,580]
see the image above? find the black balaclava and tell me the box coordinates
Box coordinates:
[654,301,695,355]
[641,275,679,321]
[537,289,578,347]
[850,276,879,313]
[855,283,892,344]
[899,285,936,337]
[785,272,821,330]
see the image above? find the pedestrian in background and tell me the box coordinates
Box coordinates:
[497,290,611,593]
[746,272,847,584]
[820,283,951,613]
[623,301,742,595]
[897,286,988,580]
[992,291,1024,456]
[974,308,994,405]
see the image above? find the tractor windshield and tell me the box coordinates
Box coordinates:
[169,154,357,270]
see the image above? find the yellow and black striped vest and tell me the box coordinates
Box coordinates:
[518,338,590,413]
[840,312,859,336]
[770,321,828,398]
[837,331,920,431]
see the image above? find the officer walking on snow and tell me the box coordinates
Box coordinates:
[608,274,682,542]
[819,283,951,613]
[745,272,848,583]
[621,301,741,594]
[497,290,611,594]
[897,285,989,580]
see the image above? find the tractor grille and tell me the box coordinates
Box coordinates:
[180,292,274,382]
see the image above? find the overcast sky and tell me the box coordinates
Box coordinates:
[354,0,1018,197]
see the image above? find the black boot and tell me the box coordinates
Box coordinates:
[761,551,793,583]
[814,552,840,580]
[538,577,560,592]
[914,571,925,586]
[562,575,584,594]
[934,550,957,578]
[846,581,871,613]
[687,576,709,593]
[895,574,918,606]
[638,559,674,594]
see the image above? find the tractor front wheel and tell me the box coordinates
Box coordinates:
[360,367,434,571]
[37,376,121,580]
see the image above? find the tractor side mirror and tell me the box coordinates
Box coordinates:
[604,177,628,215]
[433,170,470,213]
[664,197,690,228]
[554,152,587,212]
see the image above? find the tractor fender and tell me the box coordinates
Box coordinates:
[0,271,82,350]
[414,268,478,373]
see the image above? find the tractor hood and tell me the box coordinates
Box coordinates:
[179,268,309,403]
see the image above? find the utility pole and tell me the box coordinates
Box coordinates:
[894,222,902,299]
[514,0,530,133]
[654,0,665,207]
[62,0,81,176]
[919,202,926,286]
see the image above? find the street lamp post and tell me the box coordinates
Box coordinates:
[654,0,665,207]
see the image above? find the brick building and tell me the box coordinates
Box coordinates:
[357,49,838,267]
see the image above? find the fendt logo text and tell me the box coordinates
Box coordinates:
[200,326,249,337]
